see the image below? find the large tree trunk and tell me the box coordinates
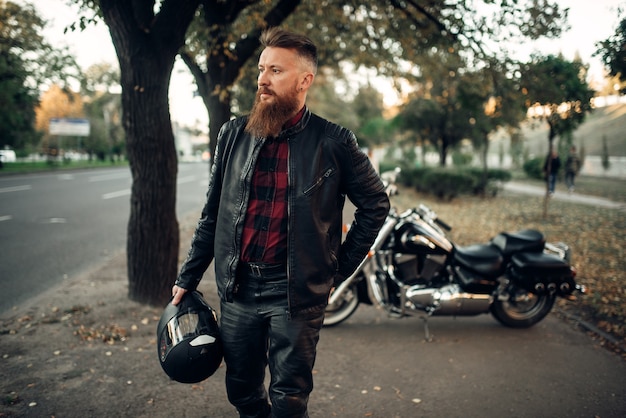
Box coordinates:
[123,66,180,305]
[205,92,231,159]
[100,0,199,306]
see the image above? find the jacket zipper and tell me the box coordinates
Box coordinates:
[303,168,335,195]
[286,140,292,319]
[227,137,263,299]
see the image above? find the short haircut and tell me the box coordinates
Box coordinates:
[260,27,318,74]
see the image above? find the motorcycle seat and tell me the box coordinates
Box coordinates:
[491,229,545,256]
[454,244,504,277]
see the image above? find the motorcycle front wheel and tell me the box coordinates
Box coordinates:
[491,286,556,328]
[324,283,360,327]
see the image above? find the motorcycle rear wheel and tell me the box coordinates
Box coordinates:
[324,283,360,327]
[491,286,556,328]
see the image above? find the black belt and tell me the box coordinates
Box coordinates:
[239,262,286,278]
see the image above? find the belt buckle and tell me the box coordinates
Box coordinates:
[250,264,262,276]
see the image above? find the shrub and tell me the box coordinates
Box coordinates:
[461,168,512,195]
[400,166,512,199]
[400,166,432,189]
[523,157,545,180]
[421,169,477,200]
[378,161,400,175]
[451,150,473,166]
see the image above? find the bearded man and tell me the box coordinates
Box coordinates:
[172,27,390,418]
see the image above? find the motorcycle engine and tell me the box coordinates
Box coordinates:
[394,253,447,284]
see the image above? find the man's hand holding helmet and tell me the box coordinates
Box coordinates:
[171,285,188,305]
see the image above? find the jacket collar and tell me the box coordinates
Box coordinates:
[277,106,310,140]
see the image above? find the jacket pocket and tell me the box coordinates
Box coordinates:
[303,167,336,196]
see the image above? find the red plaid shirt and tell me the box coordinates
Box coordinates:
[240,108,305,263]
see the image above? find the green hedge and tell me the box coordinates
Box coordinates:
[397,166,512,200]
[523,157,544,180]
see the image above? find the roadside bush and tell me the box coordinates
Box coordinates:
[378,161,401,175]
[398,166,430,189]
[452,150,473,166]
[523,157,545,180]
[422,169,476,200]
[463,168,512,196]
[398,166,512,200]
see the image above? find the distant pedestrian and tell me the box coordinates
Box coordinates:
[565,145,581,193]
[543,148,561,195]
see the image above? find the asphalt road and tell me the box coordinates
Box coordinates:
[308,304,626,417]
[0,163,210,314]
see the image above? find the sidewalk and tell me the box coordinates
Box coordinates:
[503,181,625,210]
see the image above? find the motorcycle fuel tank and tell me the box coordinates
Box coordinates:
[395,217,453,256]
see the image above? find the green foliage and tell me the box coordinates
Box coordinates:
[521,55,594,146]
[452,150,473,166]
[422,169,476,200]
[398,166,511,200]
[0,0,81,151]
[523,157,545,180]
[378,161,400,175]
[0,51,38,149]
[595,17,626,93]
[179,0,569,155]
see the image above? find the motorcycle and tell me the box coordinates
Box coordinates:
[326,189,586,338]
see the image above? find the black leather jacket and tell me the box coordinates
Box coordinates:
[175,108,390,317]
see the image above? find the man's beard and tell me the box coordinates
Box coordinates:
[245,87,300,138]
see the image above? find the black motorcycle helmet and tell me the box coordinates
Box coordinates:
[156,290,223,383]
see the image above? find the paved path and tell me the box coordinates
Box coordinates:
[503,181,625,210]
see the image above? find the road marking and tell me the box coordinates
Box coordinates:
[0,185,32,194]
[0,215,12,222]
[102,189,131,200]
[48,218,67,224]
[100,175,199,199]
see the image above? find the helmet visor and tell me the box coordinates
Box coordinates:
[167,311,199,347]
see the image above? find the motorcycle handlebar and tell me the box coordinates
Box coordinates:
[435,218,452,231]
[414,205,452,232]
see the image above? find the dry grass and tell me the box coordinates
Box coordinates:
[390,185,626,356]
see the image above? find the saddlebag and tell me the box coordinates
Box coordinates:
[509,252,576,296]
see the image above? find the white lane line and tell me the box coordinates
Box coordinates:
[0,185,32,194]
[101,175,197,199]
[0,215,12,222]
[102,189,131,200]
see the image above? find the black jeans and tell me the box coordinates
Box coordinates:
[220,265,324,418]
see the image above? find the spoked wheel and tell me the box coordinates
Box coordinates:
[491,285,556,328]
[324,283,360,327]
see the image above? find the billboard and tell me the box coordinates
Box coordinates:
[49,118,91,136]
